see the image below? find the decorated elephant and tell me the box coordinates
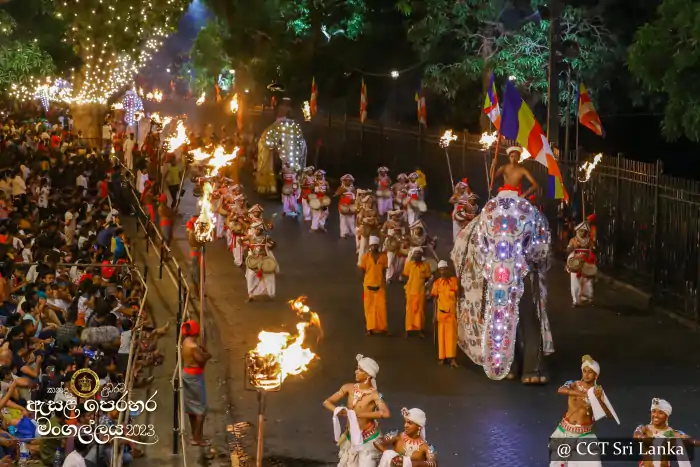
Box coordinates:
[254,118,307,195]
[450,190,553,384]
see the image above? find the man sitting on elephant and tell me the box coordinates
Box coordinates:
[489,146,539,198]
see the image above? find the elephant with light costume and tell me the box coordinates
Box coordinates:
[255,118,307,195]
[450,190,554,383]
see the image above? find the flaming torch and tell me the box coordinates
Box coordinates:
[577,153,603,218]
[302,101,311,121]
[196,92,206,105]
[153,89,163,102]
[229,93,239,113]
[164,121,189,152]
[246,298,321,467]
[439,130,457,187]
[480,131,498,189]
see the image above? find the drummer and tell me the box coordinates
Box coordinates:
[567,220,596,307]
[226,193,248,267]
[300,166,316,222]
[392,173,409,211]
[243,221,278,302]
[280,162,299,217]
[449,179,472,241]
[310,169,330,233]
[381,210,408,284]
[375,166,393,217]
[405,186,425,226]
[335,174,357,239]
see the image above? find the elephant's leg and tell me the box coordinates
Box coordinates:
[519,273,548,384]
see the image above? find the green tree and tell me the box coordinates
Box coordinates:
[188,19,230,94]
[628,0,700,142]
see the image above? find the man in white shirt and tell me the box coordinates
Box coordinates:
[123,133,136,171]
[64,206,78,245]
[12,170,26,206]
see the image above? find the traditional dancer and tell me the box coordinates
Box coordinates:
[374,408,437,467]
[300,166,316,222]
[243,221,278,301]
[336,174,357,239]
[323,355,390,467]
[310,169,330,233]
[634,399,697,467]
[402,248,432,338]
[430,261,458,367]
[359,236,389,335]
[381,210,408,283]
[356,195,380,266]
[550,355,619,467]
[449,180,477,241]
[281,162,299,217]
[375,167,393,217]
[566,221,596,307]
[408,220,438,262]
[489,146,539,198]
[226,194,248,267]
[213,187,230,240]
[392,174,409,212]
[405,185,426,227]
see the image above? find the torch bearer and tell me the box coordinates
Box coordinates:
[439,130,458,188]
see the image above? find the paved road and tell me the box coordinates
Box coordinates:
[163,171,700,467]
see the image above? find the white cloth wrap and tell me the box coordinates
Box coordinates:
[333,407,363,447]
[378,450,411,467]
[586,387,620,425]
[338,430,380,467]
[549,428,601,467]
[650,433,692,467]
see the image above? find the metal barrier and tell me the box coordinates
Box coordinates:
[115,157,192,464]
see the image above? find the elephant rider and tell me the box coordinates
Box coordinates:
[489,146,539,198]
[550,356,616,467]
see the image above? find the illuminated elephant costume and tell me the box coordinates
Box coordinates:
[255,118,307,195]
[450,190,554,383]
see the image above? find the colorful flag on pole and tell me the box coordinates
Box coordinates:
[415,84,427,127]
[310,78,318,117]
[360,79,367,124]
[500,80,568,202]
[578,83,604,137]
[483,72,501,129]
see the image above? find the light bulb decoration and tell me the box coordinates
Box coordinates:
[262,118,307,173]
[122,90,144,126]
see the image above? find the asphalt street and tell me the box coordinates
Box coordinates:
[161,170,700,467]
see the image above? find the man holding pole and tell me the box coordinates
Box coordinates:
[489,146,539,198]
[430,261,459,367]
[181,319,211,446]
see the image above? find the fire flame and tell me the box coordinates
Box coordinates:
[153,89,163,102]
[165,121,189,151]
[146,92,154,101]
[230,93,239,113]
[150,112,161,124]
[196,92,206,105]
[440,130,458,148]
[579,153,603,182]
[302,101,311,121]
[138,87,144,97]
[289,296,322,336]
[162,116,173,129]
[479,131,498,149]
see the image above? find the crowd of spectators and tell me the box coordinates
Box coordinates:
[0,116,167,467]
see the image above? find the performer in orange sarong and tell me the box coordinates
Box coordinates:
[430,260,459,367]
[402,248,432,337]
[359,236,389,336]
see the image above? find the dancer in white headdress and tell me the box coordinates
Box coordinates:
[634,399,697,467]
[375,167,393,217]
[374,408,438,467]
[310,169,331,233]
[323,355,390,467]
[566,220,597,307]
[280,162,299,217]
[300,166,316,222]
[336,174,357,239]
[549,355,619,467]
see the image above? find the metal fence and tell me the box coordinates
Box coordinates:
[249,109,700,323]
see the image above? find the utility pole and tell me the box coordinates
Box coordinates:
[546,0,563,145]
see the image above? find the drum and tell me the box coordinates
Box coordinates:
[415,200,428,212]
[339,204,353,215]
[321,196,331,207]
[308,194,321,210]
[582,263,598,278]
[453,210,467,223]
[361,225,371,237]
[426,257,438,274]
[281,184,293,195]
[375,190,391,198]
[245,255,262,270]
[566,256,583,273]
[386,237,399,252]
[230,221,244,235]
[349,205,358,214]
[399,244,410,256]
[261,257,278,273]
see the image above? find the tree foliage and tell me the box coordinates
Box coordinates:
[402,0,618,114]
[187,19,230,94]
[628,0,700,142]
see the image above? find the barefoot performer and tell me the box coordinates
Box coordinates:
[430,261,458,367]
[489,146,539,198]
[549,355,620,467]
[374,408,438,467]
[181,320,212,447]
[359,236,389,336]
[403,248,432,338]
[634,399,697,467]
[324,355,391,467]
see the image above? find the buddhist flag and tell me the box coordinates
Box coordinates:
[415,84,427,127]
[310,78,318,117]
[500,80,568,202]
[578,83,604,137]
[360,79,367,123]
[483,72,501,129]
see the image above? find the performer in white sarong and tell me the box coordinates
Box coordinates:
[633,398,696,467]
[336,174,357,239]
[243,221,278,301]
[374,408,438,467]
[566,221,596,307]
[214,184,231,240]
[281,162,299,217]
[299,166,315,222]
[375,167,393,217]
[549,355,619,467]
[323,355,390,467]
[310,169,330,233]
[226,194,248,267]
[382,210,407,283]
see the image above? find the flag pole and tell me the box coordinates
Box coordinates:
[574,72,581,168]
[488,77,508,197]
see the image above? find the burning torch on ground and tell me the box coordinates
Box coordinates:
[246,296,322,467]
[439,130,458,187]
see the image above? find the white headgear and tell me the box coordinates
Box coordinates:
[378,166,389,173]
[507,146,523,155]
[340,174,354,181]
[303,166,315,173]
[438,260,448,269]
[581,355,600,376]
[397,173,408,180]
[408,172,419,179]
[356,354,379,389]
[401,408,427,440]
[315,169,326,176]
[651,398,672,416]
[369,236,380,246]
[575,222,590,232]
